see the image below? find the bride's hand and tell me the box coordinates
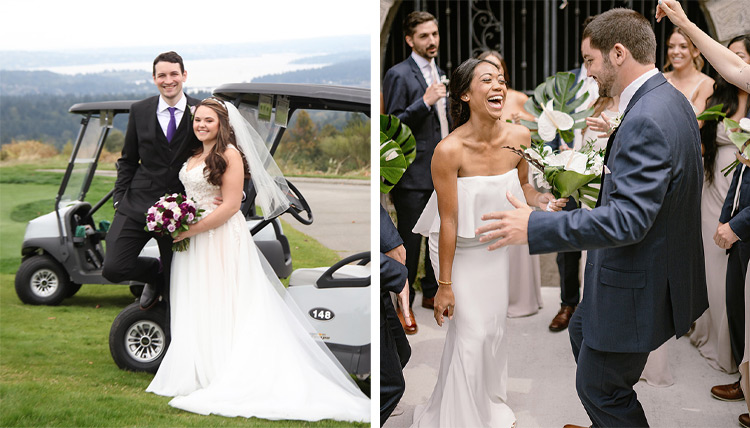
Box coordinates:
[173,227,198,242]
[538,193,568,212]
[434,284,455,327]
[586,112,613,138]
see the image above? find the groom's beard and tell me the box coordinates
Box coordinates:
[597,58,617,98]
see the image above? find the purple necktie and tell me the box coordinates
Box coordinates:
[166,107,177,143]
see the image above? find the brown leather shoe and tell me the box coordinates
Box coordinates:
[740,414,750,428]
[562,424,589,428]
[710,380,744,401]
[397,306,418,335]
[549,305,576,332]
[422,296,434,309]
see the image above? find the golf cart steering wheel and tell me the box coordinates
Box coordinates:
[285,179,313,225]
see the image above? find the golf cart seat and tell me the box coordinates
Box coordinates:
[287,252,370,376]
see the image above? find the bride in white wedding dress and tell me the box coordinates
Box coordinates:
[411,58,565,428]
[145,98,370,423]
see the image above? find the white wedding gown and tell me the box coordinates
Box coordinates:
[410,171,523,428]
[146,155,370,423]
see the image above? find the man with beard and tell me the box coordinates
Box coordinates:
[382,11,450,334]
[476,9,708,427]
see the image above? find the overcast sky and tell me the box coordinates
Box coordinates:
[1,0,373,51]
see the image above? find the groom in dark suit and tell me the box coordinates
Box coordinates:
[103,51,201,310]
[476,9,708,427]
[382,11,451,334]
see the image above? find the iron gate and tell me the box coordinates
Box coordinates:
[382,0,714,94]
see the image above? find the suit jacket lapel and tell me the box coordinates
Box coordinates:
[595,74,667,207]
[407,56,428,92]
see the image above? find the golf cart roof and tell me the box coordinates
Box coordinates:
[68,100,136,115]
[213,83,370,113]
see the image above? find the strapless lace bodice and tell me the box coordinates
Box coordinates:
[179,161,221,215]
[413,169,525,239]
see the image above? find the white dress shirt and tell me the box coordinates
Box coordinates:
[618,67,659,114]
[156,93,187,137]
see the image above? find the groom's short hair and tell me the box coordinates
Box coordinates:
[152,51,185,75]
[583,8,656,65]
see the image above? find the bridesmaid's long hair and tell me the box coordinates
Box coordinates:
[449,58,501,130]
[700,34,750,185]
[194,98,251,186]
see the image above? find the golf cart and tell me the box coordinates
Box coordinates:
[15,83,371,377]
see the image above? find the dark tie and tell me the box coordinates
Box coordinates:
[166,107,177,143]
[595,127,619,208]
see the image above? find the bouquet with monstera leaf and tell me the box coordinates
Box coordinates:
[506,140,605,209]
[697,104,750,175]
[380,114,416,193]
[520,71,595,144]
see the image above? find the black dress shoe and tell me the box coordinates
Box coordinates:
[139,283,160,310]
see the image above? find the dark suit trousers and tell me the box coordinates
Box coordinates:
[556,198,581,307]
[569,301,650,427]
[380,295,411,425]
[103,212,174,300]
[726,241,749,366]
[390,188,437,303]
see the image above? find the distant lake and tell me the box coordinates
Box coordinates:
[33,53,329,91]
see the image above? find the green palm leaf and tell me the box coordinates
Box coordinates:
[380,114,417,193]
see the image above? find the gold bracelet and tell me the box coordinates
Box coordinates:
[437,279,452,286]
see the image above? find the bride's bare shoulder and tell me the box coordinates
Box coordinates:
[500,122,531,148]
[434,133,465,158]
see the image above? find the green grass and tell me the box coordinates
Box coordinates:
[0,162,369,427]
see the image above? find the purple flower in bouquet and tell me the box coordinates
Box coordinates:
[144,193,204,251]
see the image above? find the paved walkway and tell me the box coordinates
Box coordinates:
[282,177,370,259]
[384,287,745,428]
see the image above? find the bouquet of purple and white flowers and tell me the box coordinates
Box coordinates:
[145,193,204,252]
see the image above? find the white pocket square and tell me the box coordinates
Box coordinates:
[604,165,611,175]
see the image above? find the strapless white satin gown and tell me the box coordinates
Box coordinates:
[410,170,524,428]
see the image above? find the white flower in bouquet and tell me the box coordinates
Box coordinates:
[533,171,552,191]
[518,71,594,144]
[505,140,605,209]
[587,152,604,176]
[538,100,575,142]
[545,150,589,175]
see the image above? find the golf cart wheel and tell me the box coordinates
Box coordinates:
[15,255,70,305]
[109,302,168,373]
[65,283,83,298]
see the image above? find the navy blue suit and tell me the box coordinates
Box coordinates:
[380,206,410,425]
[719,162,750,368]
[383,56,450,303]
[528,73,708,426]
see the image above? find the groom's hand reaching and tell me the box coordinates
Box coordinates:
[475,191,532,250]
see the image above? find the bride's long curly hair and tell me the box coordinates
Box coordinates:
[193,98,251,186]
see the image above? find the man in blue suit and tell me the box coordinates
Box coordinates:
[383,11,451,334]
[476,9,708,427]
[709,153,749,406]
[380,206,411,425]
